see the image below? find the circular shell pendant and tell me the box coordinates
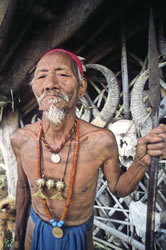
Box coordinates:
[52,227,63,238]
[51,153,61,164]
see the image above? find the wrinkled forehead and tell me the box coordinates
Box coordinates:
[35,51,78,74]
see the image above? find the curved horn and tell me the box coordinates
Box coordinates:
[86,64,120,127]
[130,71,153,136]
[31,114,38,124]
[76,94,92,122]
[159,96,166,120]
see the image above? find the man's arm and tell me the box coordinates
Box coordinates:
[102,124,166,197]
[11,133,31,250]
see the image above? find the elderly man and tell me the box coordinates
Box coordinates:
[11,49,166,250]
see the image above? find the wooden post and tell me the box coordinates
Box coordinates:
[0,112,18,197]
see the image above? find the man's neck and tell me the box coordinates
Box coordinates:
[41,112,76,144]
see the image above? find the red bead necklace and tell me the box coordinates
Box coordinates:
[41,121,76,164]
[35,119,79,238]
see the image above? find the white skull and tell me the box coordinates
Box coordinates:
[108,120,137,168]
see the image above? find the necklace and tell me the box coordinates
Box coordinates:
[35,119,79,238]
[43,138,72,201]
[33,127,73,200]
[41,120,76,164]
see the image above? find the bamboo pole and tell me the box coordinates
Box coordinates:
[0,112,19,196]
[94,219,145,250]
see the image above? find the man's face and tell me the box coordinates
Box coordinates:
[32,52,80,113]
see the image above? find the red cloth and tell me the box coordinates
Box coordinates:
[43,49,84,77]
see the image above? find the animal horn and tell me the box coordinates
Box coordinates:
[130,71,153,136]
[86,64,120,127]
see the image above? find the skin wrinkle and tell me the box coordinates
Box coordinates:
[30,58,82,87]
[32,53,85,117]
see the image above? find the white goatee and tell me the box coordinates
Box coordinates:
[45,102,66,125]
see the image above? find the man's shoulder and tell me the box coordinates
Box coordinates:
[11,121,41,146]
[79,119,115,144]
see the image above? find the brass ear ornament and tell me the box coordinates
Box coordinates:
[50,180,65,200]
[33,178,47,199]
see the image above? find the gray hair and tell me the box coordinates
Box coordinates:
[76,65,82,86]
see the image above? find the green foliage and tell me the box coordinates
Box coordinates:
[0,174,7,189]
[4,232,13,250]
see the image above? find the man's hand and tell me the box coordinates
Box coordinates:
[148,123,166,157]
[136,124,166,167]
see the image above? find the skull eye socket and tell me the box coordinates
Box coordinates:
[128,156,133,161]
[160,104,165,109]
[120,139,128,148]
[123,156,133,161]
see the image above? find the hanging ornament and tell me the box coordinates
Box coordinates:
[51,180,65,200]
[33,178,46,199]
[51,153,61,164]
[41,121,76,164]
[35,119,79,238]
[52,227,63,238]
[46,179,55,189]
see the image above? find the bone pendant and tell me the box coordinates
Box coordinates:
[51,153,61,164]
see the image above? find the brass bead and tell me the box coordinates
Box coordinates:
[36,178,46,188]
[46,179,55,189]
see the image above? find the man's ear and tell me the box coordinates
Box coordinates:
[78,78,87,99]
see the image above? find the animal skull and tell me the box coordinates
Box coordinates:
[108,120,137,168]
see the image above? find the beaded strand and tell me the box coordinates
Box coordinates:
[41,121,76,154]
[36,119,79,229]
[37,124,43,178]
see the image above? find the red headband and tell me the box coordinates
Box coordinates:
[42,49,84,77]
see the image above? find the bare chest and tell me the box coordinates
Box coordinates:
[20,139,102,194]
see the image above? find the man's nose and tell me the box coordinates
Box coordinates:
[44,73,60,90]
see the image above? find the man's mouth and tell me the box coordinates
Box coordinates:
[48,96,62,104]
[37,92,70,104]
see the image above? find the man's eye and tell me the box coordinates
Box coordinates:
[60,74,69,77]
[38,75,46,79]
